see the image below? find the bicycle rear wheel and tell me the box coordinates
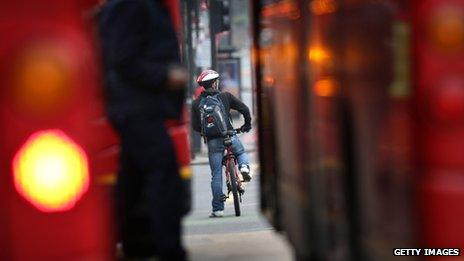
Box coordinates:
[227,161,241,216]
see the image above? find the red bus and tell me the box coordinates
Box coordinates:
[0,0,190,260]
[252,0,464,259]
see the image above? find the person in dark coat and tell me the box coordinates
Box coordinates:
[98,0,187,260]
[191,70,252,217]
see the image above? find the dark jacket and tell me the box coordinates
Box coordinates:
[191,89,251,134]
[99,0,185,121]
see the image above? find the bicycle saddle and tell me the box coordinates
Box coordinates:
[223,137,232,147]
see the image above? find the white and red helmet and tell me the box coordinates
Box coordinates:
[196,69,219,86]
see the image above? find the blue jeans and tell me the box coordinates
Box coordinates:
[207,135,249,212]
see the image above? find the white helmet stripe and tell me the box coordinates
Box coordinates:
[197,69,219,83]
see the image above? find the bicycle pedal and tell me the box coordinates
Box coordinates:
[220,194,228,202]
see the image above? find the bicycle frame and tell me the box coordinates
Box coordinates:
[223,140,243,199]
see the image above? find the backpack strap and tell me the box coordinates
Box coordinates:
[210,93,228,118]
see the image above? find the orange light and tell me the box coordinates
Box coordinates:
[262,1,299,19]
[12,43,73,115]
[310,0,338,15]
[428,5,464,52]
[13,130,89,212]
[180,166,192,180]
[308,46,331,64]
[263,75,276,87]
[314,78,340,97]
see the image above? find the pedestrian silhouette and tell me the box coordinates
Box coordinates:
[99,0,187,260]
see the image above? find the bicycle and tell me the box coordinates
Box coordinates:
[222,128,245,216]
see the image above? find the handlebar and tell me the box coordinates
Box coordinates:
[222,129,243,147]
[224,128,242,137]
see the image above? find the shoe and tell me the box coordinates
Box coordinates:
[209,210,224,218]
[240,164,252,182]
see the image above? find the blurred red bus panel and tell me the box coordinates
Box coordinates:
[0,0,189,259]
[0,1,119,260]
[253,0,464,259]
[414,0,464,248]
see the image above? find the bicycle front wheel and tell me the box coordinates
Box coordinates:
[227,161,241,216]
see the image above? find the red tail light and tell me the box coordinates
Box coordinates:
[13,129,89,212]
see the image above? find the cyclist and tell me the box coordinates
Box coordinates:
[191,69,252,218]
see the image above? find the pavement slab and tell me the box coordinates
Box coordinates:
[184,230,293,261]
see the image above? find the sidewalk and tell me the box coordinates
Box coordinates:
[184,230,293,261]
[184,156,293,261]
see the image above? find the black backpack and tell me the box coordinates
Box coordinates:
[199,93,229,138]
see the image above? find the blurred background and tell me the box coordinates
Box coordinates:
[1,0,464,260]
